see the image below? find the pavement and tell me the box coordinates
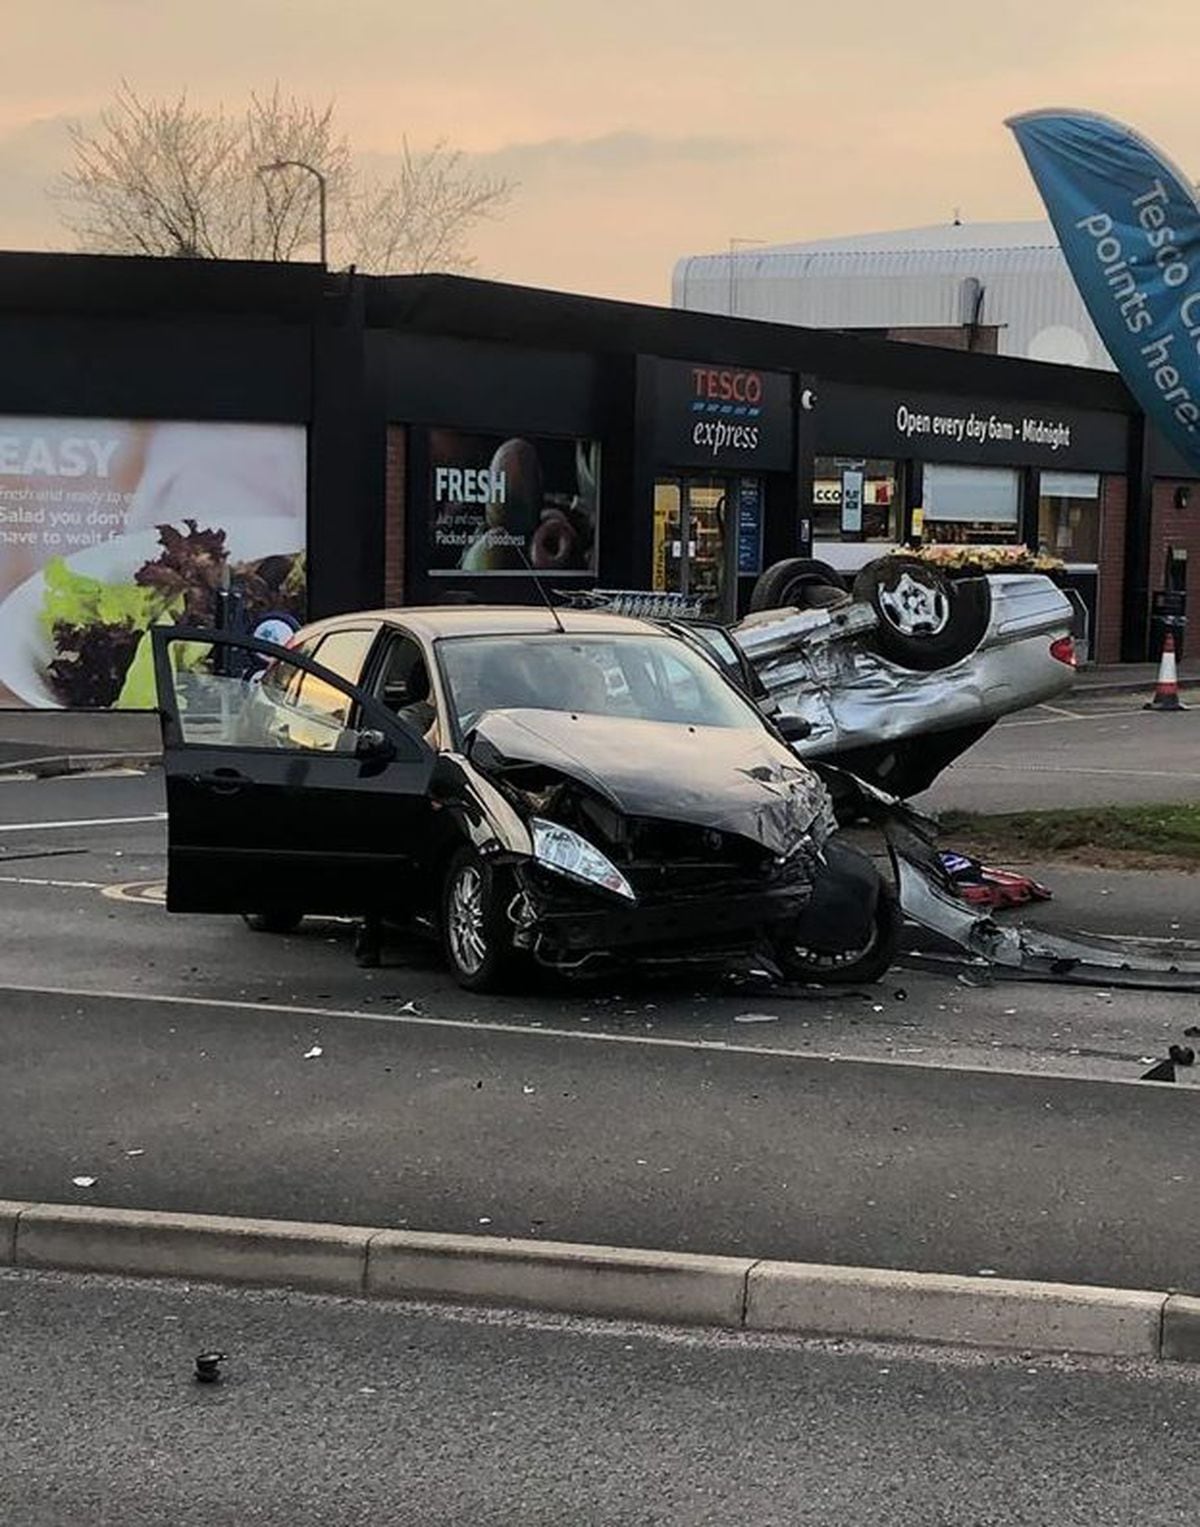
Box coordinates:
[4,1268,1200,1526]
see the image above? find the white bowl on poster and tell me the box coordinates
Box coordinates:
[0,517,304,709]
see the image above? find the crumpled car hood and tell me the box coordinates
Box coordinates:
[467,708,832,857]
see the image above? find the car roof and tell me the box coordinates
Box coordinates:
[296,606,666,643]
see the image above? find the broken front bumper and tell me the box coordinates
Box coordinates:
[513,865,813,969]
[881,794,1200,993]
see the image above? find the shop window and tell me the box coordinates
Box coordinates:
[923,463,1020,544]
[812,458,901,540]
[1037,471,1100,564]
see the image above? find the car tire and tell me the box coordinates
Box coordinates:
[749,558,848,613]
[441,846,519,993]
[773,884,900,986]
[852,557,991,671]
[241,910,304,934]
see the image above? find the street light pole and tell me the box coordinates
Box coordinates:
[257,159,328,265]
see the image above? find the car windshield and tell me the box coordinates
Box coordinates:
[437,632,758,735]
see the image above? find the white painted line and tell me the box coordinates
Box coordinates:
[997,708,1156,728]
[0,813,165,834]
[947,763,1200,780]
[0,875,108,890]
[0,980,1185,1091]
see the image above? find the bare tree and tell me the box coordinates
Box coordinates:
[345,141,513,274]
[57,84,513,272]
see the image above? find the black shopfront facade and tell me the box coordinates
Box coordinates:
[0,251,1187,706]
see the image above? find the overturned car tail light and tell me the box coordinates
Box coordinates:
[1049,635,1076,668]
[530,818,637,902]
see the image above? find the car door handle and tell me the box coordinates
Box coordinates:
[193,768,250,796]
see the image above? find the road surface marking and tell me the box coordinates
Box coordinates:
[0,813,166,834]
[947,763,1200,780]
[0,980,1186,1091]
[997,708,1162,728]
[101,881,166,904]
[0,875,108,890]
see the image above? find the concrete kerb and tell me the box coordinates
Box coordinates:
[0,1200,1190,1362]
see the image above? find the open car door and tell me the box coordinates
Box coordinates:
[152,627,434,917]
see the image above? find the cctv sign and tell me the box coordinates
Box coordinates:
[653,358,793,470]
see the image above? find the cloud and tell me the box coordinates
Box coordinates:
[476,131,758,178]
[356,130,758,190]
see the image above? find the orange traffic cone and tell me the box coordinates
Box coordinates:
[1145,632,1187,711]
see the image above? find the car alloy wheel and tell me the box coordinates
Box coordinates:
[877,570,951,638]
[448,861,489,977]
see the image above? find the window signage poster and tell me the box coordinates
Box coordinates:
[840,469,865,534]
[736,478,764,575]
[0,418,307,710]
[652,360,794,471]
[427,430,600,576]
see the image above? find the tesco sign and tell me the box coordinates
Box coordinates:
[691,367,764,406]
[655,358,793,470]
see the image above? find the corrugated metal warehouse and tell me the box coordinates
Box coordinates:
[672,221,1116,371]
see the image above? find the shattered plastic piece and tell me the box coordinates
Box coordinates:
[394,1001,420,1015]
[522,1084,536,1094]
[125,1149,145,1158]
[734,1012,780,1024]
[977,1268,998,1277]
[478,1217,492,1225]
[71,1176,96,1188]
[303,1045,323,1059]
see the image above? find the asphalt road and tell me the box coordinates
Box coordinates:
[918,694,1200,813]
[4,770,1200,1294]
[3,1269,1199,1526]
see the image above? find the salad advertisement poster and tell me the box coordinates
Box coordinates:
[0,419,307,709]
[428,430,599,575]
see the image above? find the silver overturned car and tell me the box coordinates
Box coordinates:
[585,554,1078,801]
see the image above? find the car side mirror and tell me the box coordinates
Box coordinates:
[774,712,813,743]
[355,727,395,762]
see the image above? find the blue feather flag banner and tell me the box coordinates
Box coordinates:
[1008,109,1200,470]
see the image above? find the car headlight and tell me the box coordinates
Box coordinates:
[530,818,636,902]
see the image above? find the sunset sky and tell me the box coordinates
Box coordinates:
[3,0,1198,303]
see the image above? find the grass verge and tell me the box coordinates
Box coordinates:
[939,803,1200,869]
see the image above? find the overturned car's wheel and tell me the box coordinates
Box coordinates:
[441,847,519,993]
[749,558,847,613]
[774,884,901,986]
[853,556,990,671]
[241,910,304,934]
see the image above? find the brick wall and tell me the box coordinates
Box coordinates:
[383,426,406,608]
[1095,474,1127,664]
[1148,479,1200,657]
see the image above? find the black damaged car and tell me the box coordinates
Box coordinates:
[152,608,899,991]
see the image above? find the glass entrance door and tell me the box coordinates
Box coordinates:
[652,476,734,619]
